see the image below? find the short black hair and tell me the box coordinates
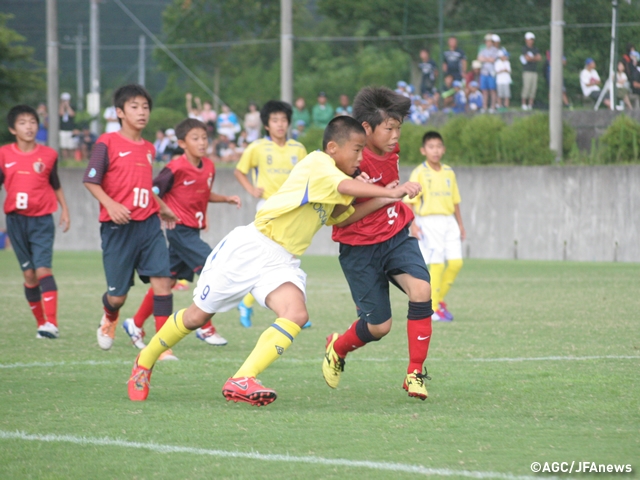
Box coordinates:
[113,84,153,124]
[260,100,292,129]
[322,115,366,150]
[7,105,38,129]
[352,86,411,131]
[175,118,207,140]
[422,130,444,146]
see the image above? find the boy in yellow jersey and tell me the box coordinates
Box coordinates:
[127,116,421,405]
[407,131,466,322]
[234,100,308,328]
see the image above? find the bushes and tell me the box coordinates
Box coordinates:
[143,107,185,142]
[599,114,640,163]
[297,127,324,153]
[459,115,506,164]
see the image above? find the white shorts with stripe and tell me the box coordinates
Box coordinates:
[414,214,462,264]
[193,224,307,314]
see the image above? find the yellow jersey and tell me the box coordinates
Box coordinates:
[406,162,461,216]
[255,151,355,256]
[235,137,308,199]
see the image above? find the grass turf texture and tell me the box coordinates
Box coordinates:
[0,251,638,479]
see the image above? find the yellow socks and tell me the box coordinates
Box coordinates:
[138,309,192,369]
[242,293,255,308]
[429,263,445,307]
[233,318,301,378]
[439,259,463,301]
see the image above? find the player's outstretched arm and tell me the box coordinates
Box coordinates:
[233,169,264,199]
[84,182,131,225]
[454,203,466,241]
[333,180,401,228]
[209,192,241,208]
[54,188,71,232]
[337,179,421,200]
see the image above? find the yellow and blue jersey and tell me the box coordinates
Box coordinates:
[254,151,355,256]
[235,137,307,199]
[406,162,461,216]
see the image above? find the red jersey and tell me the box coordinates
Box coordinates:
[332,145,413,246]
[154,155,215,230]
[83,132,158,222]
[0,144,59,216]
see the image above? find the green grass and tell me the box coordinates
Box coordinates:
[0,251,638,479]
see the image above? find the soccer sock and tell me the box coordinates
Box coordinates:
[201,320,215,332]
[133,287,154,328]
[429,263,445,308]
[138,308,192,370]
[439,259,463,302]
[242,292,255,308]
[24,284,46,327]
[333,318,378,358]
[407,301,434,374]
[102,292,120,322]
[39,275,58,326]
[153,294,173,332]
[233,318,301,378]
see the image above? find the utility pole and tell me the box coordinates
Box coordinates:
[280,0,293,104]
[549,0,564,161]
[89,0,101,134]
[138,35,146,86]
[46,0,59,152]
[609,0,619,109]
[438,0,444,91]
[76,24,85,111]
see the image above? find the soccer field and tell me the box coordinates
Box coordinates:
[0,251,638,479]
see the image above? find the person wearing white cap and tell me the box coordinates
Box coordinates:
[521,32,541,110]
[59,92,76,159]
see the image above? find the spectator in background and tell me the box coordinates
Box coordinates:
[103,105,121,133]
[335,94,353,116]
[164,128,181,159]
[478,33,499,112]
[492,34,506,56]
[443,36,467,81]
[200,100,218,139]
[59,92,76,160]
[440,74,456,109]
[291,119,306,140]
[628,52,640,100]
[244,103,262,143]
[292,97,311,128]
[467,81,483,111]
[616,60,633,110]
[154,129,170,162]
[217,104,241,141]
[521,32,542,110]
[452,81,467,113]
[311,92,334,128]
[80,127,97,160]
[465,60,482,95]
[544,51,572,109]
[185,93,204,121]
[418,49,438,96]
[36,103,48,145]
[495,50,512,109]
[580,58,610,109]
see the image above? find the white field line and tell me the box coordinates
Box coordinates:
[0,430,551,480]
[0,355,638,370]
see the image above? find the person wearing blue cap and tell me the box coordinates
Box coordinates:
[580,58,610,108]
[452,80,467,113]
[468,81,483,111]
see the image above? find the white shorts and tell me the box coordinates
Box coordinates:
[414,215,462,264]
[59,130,75,150]
[193,224,307,314]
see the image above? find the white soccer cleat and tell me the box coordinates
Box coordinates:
[122,318,146,349]
[97,314,118,350]
[196,327,228,346]
[37,322,59,339]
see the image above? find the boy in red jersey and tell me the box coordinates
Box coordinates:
[323,86,434,400]
[83,84,177,353]
[0,105,70,339]
[122,118,241,349]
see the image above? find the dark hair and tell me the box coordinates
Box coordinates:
[322,115,366,150]
[7,105,39,129]
[113,84,153,124]
[260,100,292,128]
[422,130,444,146]
[352,86,411,131]
[175,118,207,140]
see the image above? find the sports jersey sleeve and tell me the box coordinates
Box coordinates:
[0,167,4,189]
[153,167,175,198]
[83,142,109,184]
[326,205,355,226]
[49,160,61,190]
[235,143,258,174]
[307,165,353,205]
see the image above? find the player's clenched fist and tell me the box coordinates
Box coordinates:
[395,181,422,199]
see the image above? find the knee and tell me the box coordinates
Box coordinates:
[368,319,392,339]
[447,258,463,274]
[23,269,38,286]
[183,304,212,330]
[151,277,173,295]
[282,307,309,328]
[407,280,431,303]
[107,294,127,309]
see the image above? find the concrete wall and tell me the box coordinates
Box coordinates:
[1,165,638,262]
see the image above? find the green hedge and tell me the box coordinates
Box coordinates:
[599,114,640,163]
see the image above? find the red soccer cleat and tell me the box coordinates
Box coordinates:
[222,376,277,406]
[128,355,152,401]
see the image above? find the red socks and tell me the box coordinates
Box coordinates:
[407,317,432,373]
[201,320,215,332]
[333,320,367,358]
[41,290,58,326]
[134,288,154,328]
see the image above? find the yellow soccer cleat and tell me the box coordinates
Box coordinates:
[403,369,431,400]
[322,333,345,389]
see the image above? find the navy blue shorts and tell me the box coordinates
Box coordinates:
[6,213,55,271]
[338,226,431,325]
[100,215,171,296]
[166,225,211,282]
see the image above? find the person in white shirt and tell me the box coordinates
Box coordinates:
[103,105,121,133]
[494,50,512,109]
[580,58,610,108]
